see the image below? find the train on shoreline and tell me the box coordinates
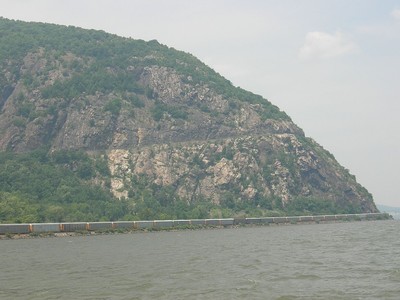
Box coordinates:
[0,213,390,235]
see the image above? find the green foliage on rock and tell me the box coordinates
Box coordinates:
[151,101,188,121]
[104,99,122,115]
[0,149,125,223]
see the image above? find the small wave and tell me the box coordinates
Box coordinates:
[295,274,321,280]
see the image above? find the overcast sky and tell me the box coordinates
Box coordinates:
[2,0,399,207]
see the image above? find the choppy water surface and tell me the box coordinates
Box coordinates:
[1,220,399,300]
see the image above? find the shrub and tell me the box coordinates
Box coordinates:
[104,98,122,115]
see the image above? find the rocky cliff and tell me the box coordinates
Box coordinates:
[0,18,377,216]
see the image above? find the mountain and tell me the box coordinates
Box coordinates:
[0,18,377,222]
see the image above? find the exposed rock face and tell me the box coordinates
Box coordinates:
[107,134,376,212]
[0,18,377,213]
[0,52,303,152]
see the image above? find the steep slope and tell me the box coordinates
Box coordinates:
[0,18,377,221]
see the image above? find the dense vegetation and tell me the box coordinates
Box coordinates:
[0,149,121,223]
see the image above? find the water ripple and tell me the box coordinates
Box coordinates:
[1,220,399,299]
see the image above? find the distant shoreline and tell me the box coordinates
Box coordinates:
[376,204,400,220]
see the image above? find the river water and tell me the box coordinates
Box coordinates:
[1,220,399,300]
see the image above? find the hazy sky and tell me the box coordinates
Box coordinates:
[2,0,399,207]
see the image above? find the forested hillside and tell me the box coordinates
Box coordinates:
[0,18,377,223]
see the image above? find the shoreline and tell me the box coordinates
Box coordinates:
[0,213,392,240]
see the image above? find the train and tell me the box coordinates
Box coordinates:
[0,213,390,235]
